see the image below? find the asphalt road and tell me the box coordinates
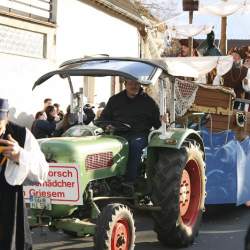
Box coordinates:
[32,205,250,250]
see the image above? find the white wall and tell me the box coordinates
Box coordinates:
[0,15,58,128]
[0,0,140,128]
[56,0,139,61]
[56,0,140,105]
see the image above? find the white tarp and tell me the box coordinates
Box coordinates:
[200,0,249,17]
[246,3,250,12]
[163,56,233,78]
[165,24,213,39]
[155,0,250,40]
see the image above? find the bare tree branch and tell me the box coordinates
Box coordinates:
[137,0,180,20]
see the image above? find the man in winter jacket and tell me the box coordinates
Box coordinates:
[98,79,161,184]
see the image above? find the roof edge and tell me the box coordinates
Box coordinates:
[93,0,147,26]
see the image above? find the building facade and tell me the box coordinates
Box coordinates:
[0,0,145,127]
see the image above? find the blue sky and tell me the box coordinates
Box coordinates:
[142,0,250,39]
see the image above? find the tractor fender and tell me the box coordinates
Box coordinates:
[148,128,204,153]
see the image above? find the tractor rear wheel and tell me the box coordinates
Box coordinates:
[94,203,135,250]
[150,144,206,248]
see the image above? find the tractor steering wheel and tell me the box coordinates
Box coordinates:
[94,120,131,133]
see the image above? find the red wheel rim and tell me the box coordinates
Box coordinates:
[180,169,191,216]
[179,159,202,226]
[111,219,130,250]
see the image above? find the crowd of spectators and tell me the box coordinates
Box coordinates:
[31,98,106,139]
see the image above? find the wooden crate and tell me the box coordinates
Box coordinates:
[189,85,235,115]
[188,84,250,140]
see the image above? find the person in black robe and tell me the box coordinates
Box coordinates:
[197,31,221,57]
[0,98,49,250]
[223,49,248,98]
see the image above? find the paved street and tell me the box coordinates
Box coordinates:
[32,204,250,250]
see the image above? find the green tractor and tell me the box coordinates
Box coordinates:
[26,57,206,249]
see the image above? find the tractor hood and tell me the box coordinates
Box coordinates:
[39,135,128,164]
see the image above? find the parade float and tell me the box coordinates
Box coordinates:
[23,1,250,249]
[143,0,250,205]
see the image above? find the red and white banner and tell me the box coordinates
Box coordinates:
[24,163,83,205]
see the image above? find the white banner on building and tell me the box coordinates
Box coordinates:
[24,163,83,205]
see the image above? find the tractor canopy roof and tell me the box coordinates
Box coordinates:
[32,57,168,90]
[32,56,233,90]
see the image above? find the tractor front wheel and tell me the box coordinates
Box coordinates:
[94,203,135,250]
[150,144,206,248]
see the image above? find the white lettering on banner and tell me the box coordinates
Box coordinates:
[24,164,83,205]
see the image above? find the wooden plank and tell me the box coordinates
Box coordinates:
[205,112,250,139]
[196,88,230,98]
[194,88,233,109]
[195,93,230,102]
[195,96,230,103]
[195,94,230,101]
[195,98,230,108]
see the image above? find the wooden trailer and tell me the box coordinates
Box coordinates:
[189,84,250,140]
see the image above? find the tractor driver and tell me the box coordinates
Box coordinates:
[98,78,161,185]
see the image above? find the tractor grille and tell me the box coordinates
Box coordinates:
[85,152,113,170]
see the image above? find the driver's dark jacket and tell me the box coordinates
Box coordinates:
[99,88,161,136]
